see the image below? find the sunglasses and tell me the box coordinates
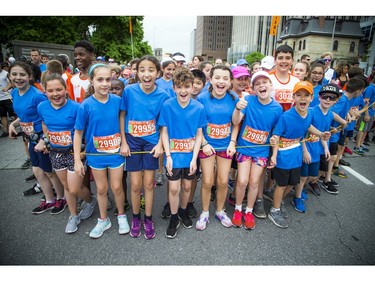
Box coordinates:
[320,95,337,101]
[324,59,332,62]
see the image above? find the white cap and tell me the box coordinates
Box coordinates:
[260,56,275,70]
[172,55,186,62]
[8,57,15,63]
[161,57,174,65]
[251,70,271,85]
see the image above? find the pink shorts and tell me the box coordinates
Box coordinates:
[198,150,233,160]
[236,152,268,168]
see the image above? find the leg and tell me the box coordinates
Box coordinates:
[91,168,109,219]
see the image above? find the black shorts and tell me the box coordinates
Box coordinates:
[273,166,301,187]
[230,156,237,169]
[319,154,329,172]
[166,168,196,181]
[0,99,16,118]
[329,142,338,156]
[338,130,347,146]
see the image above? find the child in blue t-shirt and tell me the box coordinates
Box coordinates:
[74,64,128,239]
[269,81,331,229]
[158,68,207,239]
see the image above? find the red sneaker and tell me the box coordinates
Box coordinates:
[232,210,243,228]
[244,212,256,230]
[344,146,353,155]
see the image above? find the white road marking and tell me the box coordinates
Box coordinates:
[341,166,374,185]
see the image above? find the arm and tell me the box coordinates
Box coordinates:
[232,98,247,125]
[150,130,164,158]
[189,128,203,176]
[302,141,311,164]
[321,139,330,161]
[119,110,130,156]
[161,126,172,176]
[308,125,331,142]
[267,135,279,169]
[227,123,239,157]
[73,129,85,177]
[8,117,20,139]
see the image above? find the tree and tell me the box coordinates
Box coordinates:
[245,52,265,66]
[0,16,153,63]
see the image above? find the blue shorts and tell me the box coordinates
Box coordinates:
[29,142,53,172]
[125,133,158,172]
[87,154,125,170]
[301,161,319,177]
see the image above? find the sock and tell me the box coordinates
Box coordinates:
[133,213,141,219]
[144,215,152,221]
[245,207,253,213]
[271,207,280,212]
[235,204,242,212]
[202,211,209,218]
[216,209,225,216]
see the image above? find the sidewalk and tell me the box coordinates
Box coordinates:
[0,135,28,170]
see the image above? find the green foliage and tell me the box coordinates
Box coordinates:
[0,16,152,63]
[245,52,265,66]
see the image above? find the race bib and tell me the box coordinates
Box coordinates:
[279,137,301,150]
[207,123,231,139]
[20,122,34,136]
[93,133,121,153]
[49,131,72,147]
[170,138,195,153]
[274,89,294,104]
[242,126,268,144]
[128,120,156,137]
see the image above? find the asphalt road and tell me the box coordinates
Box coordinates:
[0,134,374,278]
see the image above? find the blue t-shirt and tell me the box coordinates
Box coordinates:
[197,90,239,151]
[364,84,375,117]
[156,77,173,92]
[330,94,351,143]
[75,94,124,166]
[158,98,207,168]
[37,99,79,149]
[309,84,322,108]
[305,105,334,163]
[11,85,46,134]
[237,96,283,158]
[346,95,365,131]
[120,83,169,145]
[273,107,314,169]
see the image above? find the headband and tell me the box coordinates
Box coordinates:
[88,63,107,76]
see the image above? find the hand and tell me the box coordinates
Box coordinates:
[267,156,276,169]
[203,143,215,156]
[303,151,311,164]
[150,142,163,158]
[188,160,197,176]
[34,139,46,153]
[320,131,331,142]
[120,142,131,157]
[74,160,85,177]
[226,141,236,157]
[269,135,279,147]
[364,115,370,122]
[235,98,248,111]
[166,156,173,177]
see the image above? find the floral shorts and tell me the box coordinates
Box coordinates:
[198,150,233,160]
[236,152,268,168]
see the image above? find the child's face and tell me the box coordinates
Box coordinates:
[293,90,312,113]
[41,56,49,64]
[293,63,308,81]
[309,67,324,84]
[110,81,124,97]
[173,82,193,105]
[319,93,338,110]
[91,68,111,97]
[275,51,293,73]
[162,63,176,80]
[74,47,93,70]
[9,66,32,91]
[253,77,272,101]
[45,79,67,108]
[192,77,204,97]
[202,64,212,81]
[137,60,159,93]
[210,69,231,97]
[232,76,249,93]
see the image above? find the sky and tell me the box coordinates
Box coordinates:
[142,16,197,61]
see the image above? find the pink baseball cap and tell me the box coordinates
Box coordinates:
[232,66,250,79]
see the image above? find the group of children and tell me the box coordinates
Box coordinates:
[7,41,374,240]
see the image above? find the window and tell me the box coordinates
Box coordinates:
[293,41,296,50]
[303,40,306,50]
[333,40,338,51]
[349,41,355,52]
[299,41,302,51]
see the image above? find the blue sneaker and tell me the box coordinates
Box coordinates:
[301,189,308,201]
[292,198,306,213]
[89,218,112,238]
[360,145,369,152]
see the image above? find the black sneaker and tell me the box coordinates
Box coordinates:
[318,176,325,183]
[21,159,32,169]
[331,179,339,187]
[186,202,198,218]
[161,202,171,219]
[339,159,350,166]
[178,208,193,228]
[309,182,321,196]
[321,181,339,195]
[24,174,37,182]
[165,218,180,239]
[50,198,67,215]
[23,183,42,196]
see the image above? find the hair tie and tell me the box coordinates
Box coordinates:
[88,63,107,76]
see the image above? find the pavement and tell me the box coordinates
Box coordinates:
[0,130,375,276]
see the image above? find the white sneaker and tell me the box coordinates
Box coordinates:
[89,218,112,239]
[65,215,81,234]
[118,214,130,234]
[215,211,233,228]
[195,213,209,231]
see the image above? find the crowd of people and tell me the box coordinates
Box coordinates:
[1,40,375,239]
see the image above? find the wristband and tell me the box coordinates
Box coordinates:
[235,106,241,110]
[201,141,208,148]
[230,140,236,144]
[166,154,171,158]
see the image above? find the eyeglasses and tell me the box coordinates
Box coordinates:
[324,59,332,62]
[320,95,337,101]
[311,71,323,76]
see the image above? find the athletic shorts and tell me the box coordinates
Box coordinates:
[236,152,268,168]
[0,99,16,117]
[358,115,374,132]
[166,167,196,181]
[273,166,301,187]
[198,150,233,160]
[338,130,347,146]
[125,133,158,171]
[49,150,76,172]
[329,142,338,156]
[87,154,125,170]
[301,161,320,177]
[29,142,53,173]
[319,154,329,172]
